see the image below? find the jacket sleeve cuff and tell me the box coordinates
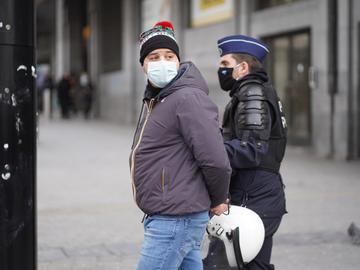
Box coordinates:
[210,194,228,208]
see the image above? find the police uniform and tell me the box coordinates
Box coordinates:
[203,35,287,270]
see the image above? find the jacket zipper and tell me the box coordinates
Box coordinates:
[130,99,155,202]
[161,168,165,192]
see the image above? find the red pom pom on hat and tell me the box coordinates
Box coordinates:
[154,21,174,32]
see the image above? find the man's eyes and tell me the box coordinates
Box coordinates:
[166,54,175,59]
[220,62,229,66]
[149,55,160,61]
[148,54,175,61]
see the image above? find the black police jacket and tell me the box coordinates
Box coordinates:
[222,70,287,219]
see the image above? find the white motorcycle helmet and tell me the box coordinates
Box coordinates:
[201,205,265,269]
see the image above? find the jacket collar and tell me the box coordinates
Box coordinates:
[229,69,269,97]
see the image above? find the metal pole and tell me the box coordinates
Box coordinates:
[0,0,37,269]
[131,0,140,124]
[347,0,354,160]
[328,0,338,159]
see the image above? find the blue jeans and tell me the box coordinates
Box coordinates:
[137,211,209,270]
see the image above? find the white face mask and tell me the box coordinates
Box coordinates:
[147,60,178,88]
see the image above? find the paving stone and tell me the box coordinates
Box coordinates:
[38,247,68,262]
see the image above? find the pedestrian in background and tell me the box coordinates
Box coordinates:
[56,74,72,119]
[204,35,288,270]
[43,74,54,118]
[79,72,93,119]
[36,69,46,113]
[130,21,231,270]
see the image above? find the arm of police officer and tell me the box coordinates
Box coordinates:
[224,88,273,169]
[176,91,231,211]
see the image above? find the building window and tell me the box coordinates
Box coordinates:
[255,0,303,11]
[100,0,122,73]
[189,0,234,28]
[141,0,171,31]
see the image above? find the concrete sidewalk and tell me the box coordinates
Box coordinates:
[37,117,360,270]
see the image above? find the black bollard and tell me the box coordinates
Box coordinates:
[0,0,37,269]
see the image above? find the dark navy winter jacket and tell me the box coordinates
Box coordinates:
[223,71,287,219]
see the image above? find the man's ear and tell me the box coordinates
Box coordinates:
[242,61,250,74]
[142,62,148,74]
[237,61,249,77]
[233,61,249,80]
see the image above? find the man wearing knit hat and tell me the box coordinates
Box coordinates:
[203,35,288,270]
[130,21,231,270]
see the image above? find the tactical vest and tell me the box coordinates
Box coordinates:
[222,79,287,173]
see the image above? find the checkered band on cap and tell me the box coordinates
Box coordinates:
[139,25,177,48]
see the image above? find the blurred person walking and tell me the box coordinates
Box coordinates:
[36,69,46,113]
[203,35,288,270]
[56,75,72,119]
[79,72,93,119]
[130,21,231,270]
[43,74,55,118]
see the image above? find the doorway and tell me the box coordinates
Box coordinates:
[264,30,311,145]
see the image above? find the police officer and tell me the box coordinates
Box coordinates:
[204,35,287,270]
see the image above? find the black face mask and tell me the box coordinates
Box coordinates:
[218,67,237,91]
